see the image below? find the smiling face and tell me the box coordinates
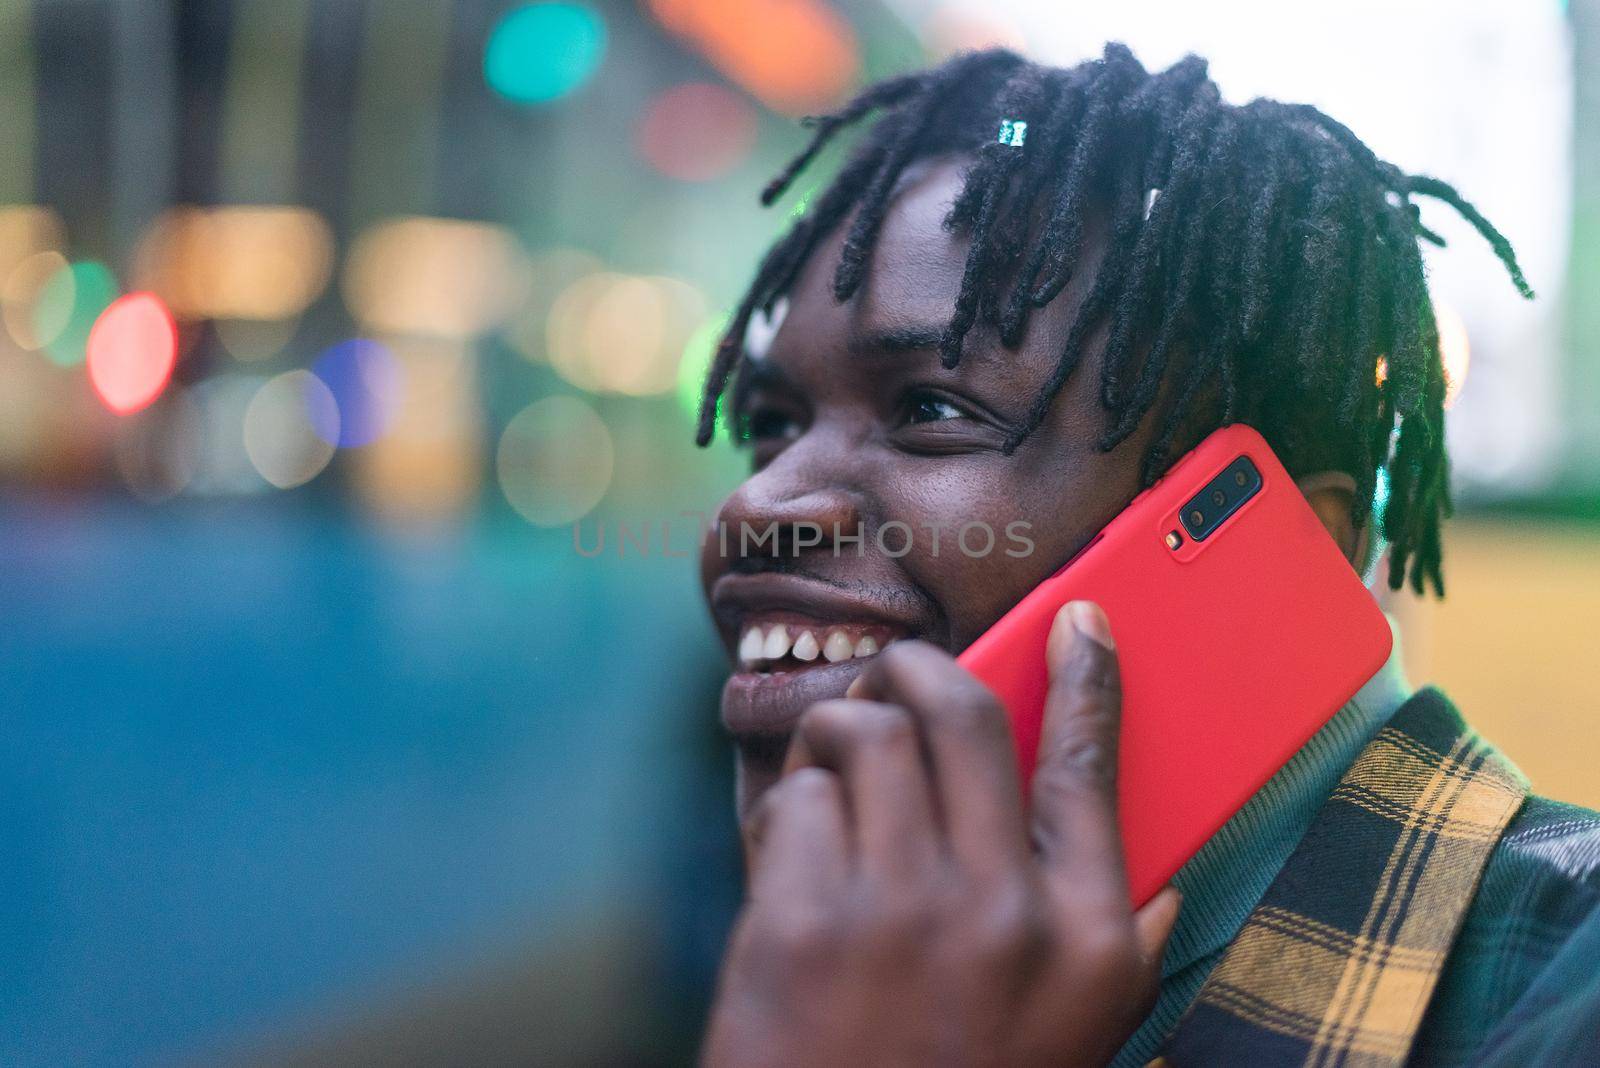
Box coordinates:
[700,156,1202,813]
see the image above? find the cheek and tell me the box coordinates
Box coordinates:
[886,459,1102,650]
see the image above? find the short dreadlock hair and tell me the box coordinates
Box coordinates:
[695,45,1532,596]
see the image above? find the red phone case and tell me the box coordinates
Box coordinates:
[957,423,1392,907]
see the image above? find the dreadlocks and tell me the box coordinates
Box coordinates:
[694,44,1532,597]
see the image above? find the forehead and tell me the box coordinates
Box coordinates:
[758,155,1110,376]
[852,157,972,333]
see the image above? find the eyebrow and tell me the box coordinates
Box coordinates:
[848,323,946,358]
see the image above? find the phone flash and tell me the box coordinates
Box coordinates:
[1164,530,1183,550]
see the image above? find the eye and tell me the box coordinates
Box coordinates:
[738,406,800,443]
[902,391,968,425]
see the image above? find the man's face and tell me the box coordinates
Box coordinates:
[701,158,1172,813]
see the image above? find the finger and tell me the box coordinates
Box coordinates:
[783,698,942,881]
[847,641,1029,869]
[1032,600,1128,905]
[744,766,851,903]
[1132,886,1183,975]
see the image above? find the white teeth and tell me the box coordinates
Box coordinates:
[741,622,890,667]
[762,623,791,661]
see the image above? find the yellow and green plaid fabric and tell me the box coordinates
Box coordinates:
[1159,688,1531,1067]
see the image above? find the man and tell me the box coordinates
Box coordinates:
[694,46,1600,1066]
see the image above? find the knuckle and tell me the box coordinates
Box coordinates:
[855,702,917,747]
[746,767,836,839]
[757,905,845,962]
[966,881,1052,968]
[779,765,840,804]
[944,684,1007,739]
[1068,648,1121,697]
[1042,728,1118,789]
[803,698,913,751]
[859,886,941,950]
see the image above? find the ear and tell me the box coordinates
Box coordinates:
[1294,470,1371,571]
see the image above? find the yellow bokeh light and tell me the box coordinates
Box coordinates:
[547,272,706,395]
[3,250,69,350]
[343,216,530,340]
[497,395,614,526]
[133,205,334,321]
[350,337,483,524]
[502,247,604,364]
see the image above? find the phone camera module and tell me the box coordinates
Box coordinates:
[1180,455,1262,542]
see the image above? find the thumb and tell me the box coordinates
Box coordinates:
[1031,600,1128,902]
[1132,886,1183,972]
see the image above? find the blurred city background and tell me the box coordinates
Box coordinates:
[1,0,1597,1064]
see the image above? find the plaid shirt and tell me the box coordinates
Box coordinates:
[1156,687,1600,1066]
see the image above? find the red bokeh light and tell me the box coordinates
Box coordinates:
[647,0,858,116]
[636,82,758,181]
[86,292,178,415]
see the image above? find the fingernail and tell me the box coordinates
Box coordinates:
[844,676,865,699]
[1068,600,1114,650]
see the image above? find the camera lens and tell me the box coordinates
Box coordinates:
[1234,470,1248,487]
[1188,508,1205,527]
[1211,489,1227,507]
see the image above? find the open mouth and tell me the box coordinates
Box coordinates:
[735,618,904,674]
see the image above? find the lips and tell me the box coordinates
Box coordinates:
[710,572,925,736]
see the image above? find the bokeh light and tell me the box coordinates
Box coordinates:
[636,82,758,181]
[4,250,69,350]
[547,272,706,395]
[0,340,92,478]
[502,247,604,363]
[344,216,530,339]
[37,260,119,367]
[497,394,614,525]
[311,339,404,448]
[132,205,334,321]
[484,3,606,105]
[350,338,483,525]
[647,0,858,115]
[86,293,178,415]
[1436,300,1471,409]
[0,205,65,277]
[243,370,339,489]
[0,207,67,351]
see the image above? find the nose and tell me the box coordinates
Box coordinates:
[709,443,864,566]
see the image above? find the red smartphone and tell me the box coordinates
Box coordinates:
[957,423,1391,907]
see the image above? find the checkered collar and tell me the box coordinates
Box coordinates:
[1157,688,1529,1067]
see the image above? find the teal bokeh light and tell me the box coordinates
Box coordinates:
[485,3,606,105]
